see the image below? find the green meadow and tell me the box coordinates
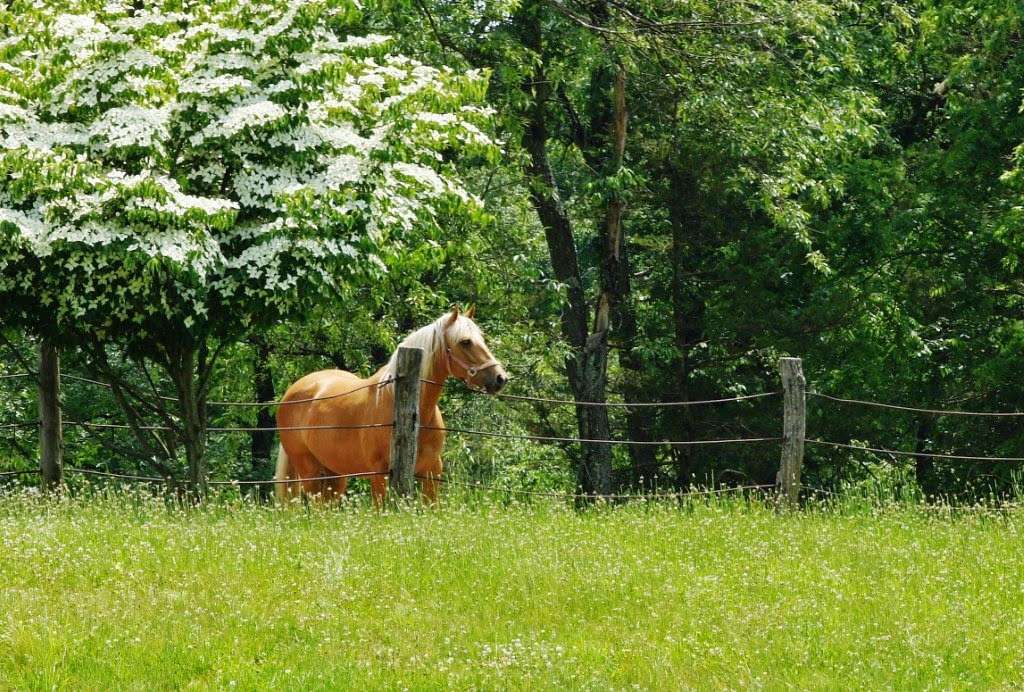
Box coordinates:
[1,490,1022,690]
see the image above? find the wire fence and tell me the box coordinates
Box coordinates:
[6,369,1024,417]
[412,476,777,501]
[3,466,1019,511]
[0,469,39,479]
[61,467,392,485]
[12,467,1017,511]
[0,422,37,430]
[4,367,1024,494]
[0,369,783,447]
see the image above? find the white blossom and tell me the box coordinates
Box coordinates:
[0,207,47,249]
[52,13,110,46]
[213,100,287,137]
[390,162,446,195]
[0,0,492,333]
[180,73,253,97]
[89,105,170,151]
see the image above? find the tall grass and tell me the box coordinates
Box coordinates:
[1,486,1022,689]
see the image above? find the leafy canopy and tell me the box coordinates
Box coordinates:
[0,0,493,342]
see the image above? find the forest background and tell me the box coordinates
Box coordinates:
[1,0,1022,502]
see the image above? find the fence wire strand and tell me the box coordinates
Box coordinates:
[64,467,391,485]
[415,475,776,500]
[66,467,170,483]
[0,468,39,479]
[494,391,779,407]
[421,378,779,408]
[0,421,37,430]
[62,421,394,433]
[809,391,1024,417]
[55,468,776,499]
[209,471,390,486]
[9,371,777,410]
[8,368,1024,416]
[423,425,779,447]
[10,468,1020,510]
[61,374,391,407]
[807,438,1024,462]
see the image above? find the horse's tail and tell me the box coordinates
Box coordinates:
[274,444,292,503]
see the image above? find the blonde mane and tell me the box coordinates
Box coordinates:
[378,312,482,389]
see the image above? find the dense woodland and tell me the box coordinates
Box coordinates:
[1,0,1023,500]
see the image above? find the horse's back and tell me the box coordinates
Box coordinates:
[278,369,356,433]
[284,369,361,397]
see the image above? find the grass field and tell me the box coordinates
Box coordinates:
[1,489,1023,690]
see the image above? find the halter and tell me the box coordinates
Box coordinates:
[438,323,500,384]
[446,346,500,380]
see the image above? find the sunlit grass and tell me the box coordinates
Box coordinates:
[1,487,1022,689]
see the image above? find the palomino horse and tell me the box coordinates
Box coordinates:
[274,306,507,503]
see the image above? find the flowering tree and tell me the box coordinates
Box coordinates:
[0,0,493,487]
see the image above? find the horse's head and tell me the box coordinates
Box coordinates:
[440,305,508,394]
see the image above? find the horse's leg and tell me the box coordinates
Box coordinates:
[322,476,349,501]
[416,457,443,505]
[289,453,327,500]
[370,475,388,507]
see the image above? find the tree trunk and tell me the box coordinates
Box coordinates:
[572,297,613,494]
[517,0,612,495]
[622,372,657,488]
[169,345,207,498]
[250,337,276,486]
[37,339,63,490]
[668,167,705,489]
[914,416,935,497]
[600,63,656,488]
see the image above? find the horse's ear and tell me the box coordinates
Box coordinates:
[445,305,460,325]
[465,304,476,319]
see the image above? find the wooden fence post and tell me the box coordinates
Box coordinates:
[777,357,805,506]
[38,339,63,490]
[389,346,423,498]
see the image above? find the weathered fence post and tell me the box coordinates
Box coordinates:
[38,339,63,490]
[777,357,805,506]
[389,346,423,498]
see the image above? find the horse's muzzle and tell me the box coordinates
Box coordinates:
[484,370,508,394]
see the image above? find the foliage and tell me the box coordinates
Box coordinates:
[0,0,492,344]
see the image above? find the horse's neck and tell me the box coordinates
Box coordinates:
[371,345,448,415]
[418,347,448,415]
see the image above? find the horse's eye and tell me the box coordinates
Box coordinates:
[460,338,472,347]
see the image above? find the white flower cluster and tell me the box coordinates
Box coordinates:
[0,0,495,336]
[211,100,287,138]
[89,106,170,152]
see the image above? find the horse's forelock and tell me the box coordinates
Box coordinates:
[443,314,482,345]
